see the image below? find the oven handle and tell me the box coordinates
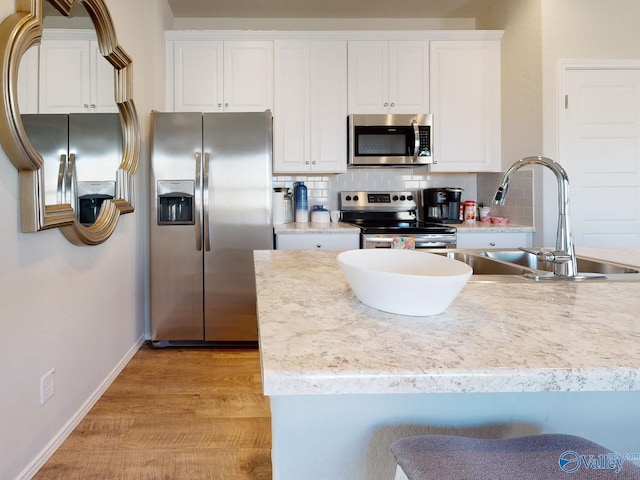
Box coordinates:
[363,236,456,249]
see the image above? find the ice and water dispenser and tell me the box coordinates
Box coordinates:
[77,181,116,226]
[157,180,195,225]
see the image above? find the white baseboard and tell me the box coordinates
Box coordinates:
[18,335,145,480]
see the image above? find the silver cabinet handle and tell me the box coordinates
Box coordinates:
[83,104,89,108]
[90,104,96,108]
[194,152,203,251]
[217,103,222,108]
[315,244,322,249]
[489,242,496,247]
[383,102,389,107]
[390,102,395,107]
[224,103,229,108]
[203,152,211,252]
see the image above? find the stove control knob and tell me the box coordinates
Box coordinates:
[353,195,359,201]
[392,195,399,201]
[407,194,414,201]
[345,195,352,201]
[400,195,406,201]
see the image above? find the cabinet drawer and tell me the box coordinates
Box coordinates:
[276,233,359,250]
[456,232,532,249]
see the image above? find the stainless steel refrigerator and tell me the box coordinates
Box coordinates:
[21,113,122,225]
[150,111,273,347]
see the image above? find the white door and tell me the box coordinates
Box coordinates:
[562,66,640,246]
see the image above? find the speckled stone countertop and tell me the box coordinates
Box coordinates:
[274,222,360,234]
[455,221,535,233]
[275,221,533,234]
[254,247,640,396]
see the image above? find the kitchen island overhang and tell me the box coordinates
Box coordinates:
[254,248,640,480]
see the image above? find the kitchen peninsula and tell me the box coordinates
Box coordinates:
[254,248,640,480]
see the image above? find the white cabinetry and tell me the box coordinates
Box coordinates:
[276,233,360,250]
[429,41,501,172]
[18,45,39,114]
[38,30,117,113]
[168,39,273,112]
[273,40,347,174]
[348,41,429,114]
[456,231,532,249]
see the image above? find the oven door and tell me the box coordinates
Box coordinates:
[362,233,456,249]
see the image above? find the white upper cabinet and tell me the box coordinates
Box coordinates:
[429,40,501,172]
[348,40,429,114]
[168,39,273,112]
[18,45,39,114]
[273,40,347,174]
[39,31,117,113]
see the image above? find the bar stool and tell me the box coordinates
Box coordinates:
[391,434,640,479]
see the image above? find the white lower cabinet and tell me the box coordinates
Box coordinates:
[276,233,359,250]
[456,232,532,249]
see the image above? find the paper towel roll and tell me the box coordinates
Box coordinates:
[272,191,285,224]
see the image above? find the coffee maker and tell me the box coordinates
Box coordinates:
[421,187,464,224]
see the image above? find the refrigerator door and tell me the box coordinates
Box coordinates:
[150,112,205,342]
[203,111,273,342]
[21,114,69,206]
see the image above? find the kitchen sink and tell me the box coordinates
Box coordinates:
[434,249,640,282]
[437,251,536,276]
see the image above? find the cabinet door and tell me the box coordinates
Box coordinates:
[309,41,347,173]
[388,41,429,113]
[276,233,360,250]
[273,40,310,172]
[223,41,273,112]
[273,40,347,174]
[92,41,118,113]
[18,45,39,114]
[172,40,223,112]
[430,41,501,172]
[39,39,91,113]
[456,232,532,249]
[348,41,389,114]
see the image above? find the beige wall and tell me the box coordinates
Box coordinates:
[539,0,640,245]
[0,1,168,478]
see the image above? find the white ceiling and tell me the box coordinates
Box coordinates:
[166,0,481,19]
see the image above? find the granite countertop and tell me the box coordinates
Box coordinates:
[455,221,535,233]
[274,222,360,234]
[274,221,533,234]
[254,247,640,397]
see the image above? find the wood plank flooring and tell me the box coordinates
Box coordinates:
[34,343,272,479]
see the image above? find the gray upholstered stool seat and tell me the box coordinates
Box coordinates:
[391,434,640,479]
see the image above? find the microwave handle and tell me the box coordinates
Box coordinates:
[412,120,420,162]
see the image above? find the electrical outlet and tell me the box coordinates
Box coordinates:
[40,369,55,406]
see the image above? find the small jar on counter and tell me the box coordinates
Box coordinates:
[464,200,477,222]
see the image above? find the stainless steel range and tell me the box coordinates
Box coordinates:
[339,191,457,249]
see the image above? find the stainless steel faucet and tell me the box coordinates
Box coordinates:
[493,156,578,278]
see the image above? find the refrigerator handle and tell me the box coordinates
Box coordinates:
[66,153,76,206]
[195,152,203,251]
[57,154,67,204]
[203,152,211,252]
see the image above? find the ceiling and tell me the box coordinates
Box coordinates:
[166,0,481,19]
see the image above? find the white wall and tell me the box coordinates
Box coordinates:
[0,0,169,478]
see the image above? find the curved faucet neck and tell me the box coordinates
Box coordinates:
[495,156,577,277]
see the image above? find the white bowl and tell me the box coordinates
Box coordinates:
[337,249,472,316]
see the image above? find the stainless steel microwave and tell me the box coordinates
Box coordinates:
[348,113,433,167]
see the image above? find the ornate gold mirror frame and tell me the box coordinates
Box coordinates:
[0,0,139,245]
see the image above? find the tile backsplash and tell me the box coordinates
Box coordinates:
[273,167,534,225]
[477,170,533,226]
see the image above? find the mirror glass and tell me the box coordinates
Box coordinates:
[0,0,140,245]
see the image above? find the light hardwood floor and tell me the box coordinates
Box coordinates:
[34,343,272,479]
